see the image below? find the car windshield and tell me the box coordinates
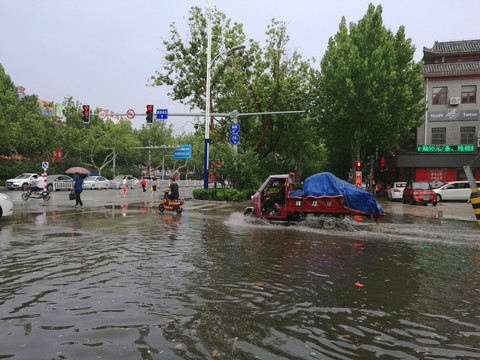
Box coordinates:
[396,183,406,188]
[412,182,431,190]
[16,174,32,179]
[84,177,96,181]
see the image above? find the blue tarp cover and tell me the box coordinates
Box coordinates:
[289,172,384,214]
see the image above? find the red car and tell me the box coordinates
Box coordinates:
[402,181,437,206]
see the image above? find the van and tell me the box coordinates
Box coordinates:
[433,181,480,202]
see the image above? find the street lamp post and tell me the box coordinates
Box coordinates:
[204,1,245,189]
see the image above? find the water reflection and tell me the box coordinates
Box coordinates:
[0,205,479,359]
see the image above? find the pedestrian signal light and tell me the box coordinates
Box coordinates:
[146,105,153,123]
[355,161,361,171]
[82,105,90,123]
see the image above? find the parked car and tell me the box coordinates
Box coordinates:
[82,176,110,190]
[109,175,139,189]
[433,180,480,202]
[386,182,406,201]
[0,193,13,217]
[5,173,37,191]
[45,174,73,191]
[403,181,437,206]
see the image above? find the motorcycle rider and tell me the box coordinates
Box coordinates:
[164,178,179,205]
[31,174,45,194]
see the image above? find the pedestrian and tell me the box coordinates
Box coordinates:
[71,172,84,208]
[151,176,157,194]
[141,177,147,192]
[121,176,128,197]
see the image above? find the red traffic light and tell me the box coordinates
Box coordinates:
[146,105,153,123]
[355,161,361,170]
[82,105,90,123]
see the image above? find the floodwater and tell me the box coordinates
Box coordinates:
[1,191,480,359]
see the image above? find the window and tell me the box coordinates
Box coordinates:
[431,127,446,144]
[432,87,447,105]
[460,126,475,144]
[461,85,476,104]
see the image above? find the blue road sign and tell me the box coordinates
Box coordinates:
[156,109,168,120]
[229,122,240,134]
[173,144,191,159]
[229,134,240,145]
[42,161,49,169]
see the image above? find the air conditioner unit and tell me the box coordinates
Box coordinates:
[449,97,461,105]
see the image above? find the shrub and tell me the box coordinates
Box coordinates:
[193,188,256,202]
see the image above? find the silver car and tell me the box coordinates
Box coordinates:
[46,175,73,191]
[109,175,139,189]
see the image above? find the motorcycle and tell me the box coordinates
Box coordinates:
[158,190,184,214]
[21,187,50,201]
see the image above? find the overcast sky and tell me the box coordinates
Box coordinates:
[1,0,479,133]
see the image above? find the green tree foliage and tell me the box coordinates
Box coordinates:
[311,4,425,176]
[150,7,318,184]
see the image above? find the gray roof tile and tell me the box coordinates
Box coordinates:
[422,61,480,77]
[423,39,480,56]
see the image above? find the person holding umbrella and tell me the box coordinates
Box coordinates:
[71,172,84,208]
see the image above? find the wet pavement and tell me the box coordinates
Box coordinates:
[0,189,479,359]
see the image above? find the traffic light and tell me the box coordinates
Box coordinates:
[146,105,153,123]
[81,105,90,123]
[355,161,361,171]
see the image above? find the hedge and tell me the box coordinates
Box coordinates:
[193,188,257,202]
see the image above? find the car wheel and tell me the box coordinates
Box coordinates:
[436,194,442,202]
[433,202,437,206]
[402,196,406,204]
[410,197,415,205]
[22,183,29,191]
[0,207,2,217]
[47,184,53,192]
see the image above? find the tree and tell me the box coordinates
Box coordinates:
[150,7,315,182]
[311,4,425,176]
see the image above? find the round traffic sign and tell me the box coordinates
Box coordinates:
[229,134,240,145]
[126,109,135,119]
[98,110,107,120]
[229,122,240,134]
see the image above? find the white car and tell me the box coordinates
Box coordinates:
[5,173,37,191]
[82,176,110,190]
[0,193,13,217]
[386,182,406,201]
[434,181,480,202]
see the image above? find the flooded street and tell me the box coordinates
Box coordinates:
[1,190,480,359]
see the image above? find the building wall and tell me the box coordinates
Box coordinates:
[417,77,480,146]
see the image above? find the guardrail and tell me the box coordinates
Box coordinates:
[53,181,72,191]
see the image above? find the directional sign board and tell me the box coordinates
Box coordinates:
[42,161,49,169]
[173,144,191,159]
[229,122,240,134]
[156,109,168,120]
[229,134,240,145]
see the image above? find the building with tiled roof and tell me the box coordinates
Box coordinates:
[395,39,480,185]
